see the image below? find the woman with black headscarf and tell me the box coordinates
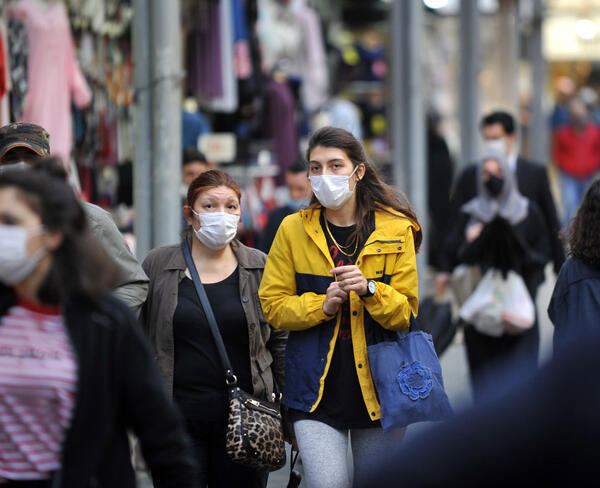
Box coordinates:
[445,153,550,400]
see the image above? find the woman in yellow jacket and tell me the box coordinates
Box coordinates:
[259,126,422,488]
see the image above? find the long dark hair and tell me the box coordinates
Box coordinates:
[0,168,118,304]
[566,179,600,268]
[306,126,422,252]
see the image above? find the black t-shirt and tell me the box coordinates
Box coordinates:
[291,213,379,429]
[172,267,252,421]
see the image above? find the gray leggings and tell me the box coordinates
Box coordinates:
[293,420,406,488]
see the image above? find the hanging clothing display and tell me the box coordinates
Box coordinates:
[187,0,223,100]
[0,34,7,125]
[9,0,92,164]
[266,78,298,182]
[205,0,237,113]
[257,0,328,113]
[313,97,363,140]
[232,0,252,80]
[7,18,27,122]
[0,5,10,126]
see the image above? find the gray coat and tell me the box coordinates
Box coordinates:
[141,238,287,402]
[84,202,149,314]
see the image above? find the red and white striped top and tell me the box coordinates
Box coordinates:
[0,300,77,483]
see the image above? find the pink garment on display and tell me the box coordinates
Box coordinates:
[0,35,7,122]
[9,0,91,165]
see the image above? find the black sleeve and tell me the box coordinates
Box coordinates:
[117,306,198,487]
[440,167,476,272]
[522,202,551,270]
[440,211,470,272]
[266,326,288,394]
[257,208,288,254]
[534,165,565,273]
[428,135,454,236]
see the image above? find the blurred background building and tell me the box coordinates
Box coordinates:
[1,0,599,258]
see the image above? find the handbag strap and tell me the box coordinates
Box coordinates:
[181,241,238,386]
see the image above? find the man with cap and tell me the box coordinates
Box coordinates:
[0,122,51,167]
[0,122,149,314]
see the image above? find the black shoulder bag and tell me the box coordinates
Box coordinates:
[181,242,286,472]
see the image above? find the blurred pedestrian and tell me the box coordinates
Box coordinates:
[437,111,563,295]
[0,169,196,487]
[181,148,209,229]
[427,109,454,271]
[445,153,550,400]
[548,179,600,352]
[141,169,287,488]
[259,127,422,488]
[257,160,311,253]
[552,97,600,225]
[360,327,600,487]
[182,147,208,190]
[0,123,148,315]
[550,76,575,130]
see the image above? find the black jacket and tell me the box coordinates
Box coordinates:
[445,202,550,297]
[0,287,197,488]
[548,257,600,352]
[257,205,295,253]
[427,128,454,269]
[446,157,564,274]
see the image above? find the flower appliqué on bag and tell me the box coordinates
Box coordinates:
[397,361,433,401]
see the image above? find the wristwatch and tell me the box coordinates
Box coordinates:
[361,280,377,298]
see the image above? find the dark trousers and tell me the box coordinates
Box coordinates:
[465,321,539,402]
[185,418,268,488]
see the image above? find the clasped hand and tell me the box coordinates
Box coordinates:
[322,265,367,316]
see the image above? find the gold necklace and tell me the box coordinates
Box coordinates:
[324,218,359,257]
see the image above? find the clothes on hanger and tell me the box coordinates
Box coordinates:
[7,17,27,121]
[232,0,252,80]
[187,0,223,100]
[257,0,328,113]
[9,0,92,164]
[266,78,298,184]
[204,0,237,113]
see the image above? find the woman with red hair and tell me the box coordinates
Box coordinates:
[141,170,287,488]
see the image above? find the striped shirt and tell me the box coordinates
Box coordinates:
[0,300,77,483]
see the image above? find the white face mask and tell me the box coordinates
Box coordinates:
[309,166,358,210]
[482,138,508,158]
[0,162,28,175]
[191,210,240,250]
[0,224,46,286]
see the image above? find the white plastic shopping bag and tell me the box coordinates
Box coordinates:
[459,269,535,337]
[459,269,504,337]
[501,271,535,333]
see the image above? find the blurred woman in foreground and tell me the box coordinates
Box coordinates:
[0,168,196,487]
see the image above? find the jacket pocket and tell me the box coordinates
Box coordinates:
[364,240,405,256]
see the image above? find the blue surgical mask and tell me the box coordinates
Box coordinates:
[287,198,310,211]
[0,162,28,175]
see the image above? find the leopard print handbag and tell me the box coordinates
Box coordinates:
[181,242,286,472]
[225,387,287,471]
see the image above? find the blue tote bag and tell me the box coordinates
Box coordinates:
[367,317,453,432]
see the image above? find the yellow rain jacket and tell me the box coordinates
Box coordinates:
[259,205,419,421]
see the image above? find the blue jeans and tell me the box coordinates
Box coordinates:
[560,172,594,225]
